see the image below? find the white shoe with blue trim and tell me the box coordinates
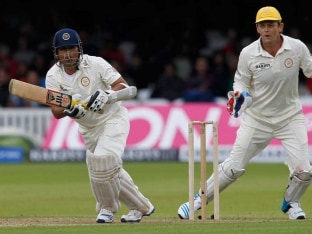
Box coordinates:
[177,193,202,219]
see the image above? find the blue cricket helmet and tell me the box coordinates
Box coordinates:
[53,28,82,49]
[52,28,83,67]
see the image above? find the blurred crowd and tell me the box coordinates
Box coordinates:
[1,20,312,108]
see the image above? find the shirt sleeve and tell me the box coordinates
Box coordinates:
[45,66,59,90]
[299,41,312,78]
[233,49,252,93]
[95,57,122,85]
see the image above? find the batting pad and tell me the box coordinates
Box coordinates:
[86,151,121,213]
[119,168,151,214]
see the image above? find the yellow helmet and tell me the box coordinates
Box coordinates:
[255,6,282,23]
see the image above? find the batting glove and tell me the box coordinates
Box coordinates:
[87,89,108,112]
[227,91,252,118]
[63,104,86,119]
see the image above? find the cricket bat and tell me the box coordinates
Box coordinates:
[8,79,103,114]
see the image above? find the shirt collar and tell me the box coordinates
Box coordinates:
[255,34,291,57]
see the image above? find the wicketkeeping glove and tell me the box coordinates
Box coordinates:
[63,104,86,119]
[87,89,108,112]
[227,91,252,118]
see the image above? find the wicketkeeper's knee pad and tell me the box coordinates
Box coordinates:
[205,158,245,202]
[284,169,312,202]
[221,158,246,179]
[86,151,121,213]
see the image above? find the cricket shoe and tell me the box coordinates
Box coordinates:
[178,193,202,219]
[120,201,155,223]
[281,200,306,220]
[96,208,114,223]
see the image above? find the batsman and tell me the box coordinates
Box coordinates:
[45,28,154,223]
[178,6,312,220]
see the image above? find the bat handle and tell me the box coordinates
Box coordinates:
[71,100,104,114]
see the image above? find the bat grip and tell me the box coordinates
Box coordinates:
[71,100,104,114]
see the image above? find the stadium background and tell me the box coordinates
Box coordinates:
[0,0,312,43]
[1,0,312,163]
[1,0,311,58]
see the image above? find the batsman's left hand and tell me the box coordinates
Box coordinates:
[227,91,252,118]
[63,104,86,119]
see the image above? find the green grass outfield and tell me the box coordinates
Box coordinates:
[0,161,311,233]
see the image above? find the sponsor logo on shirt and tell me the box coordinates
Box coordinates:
[59,85,68,93]
[255,63,271,71]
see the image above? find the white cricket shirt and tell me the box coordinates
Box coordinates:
[45,54,125,128]
[233,34,312,123]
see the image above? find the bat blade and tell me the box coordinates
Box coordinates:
[8,79,103,114]
[9,79,73,109]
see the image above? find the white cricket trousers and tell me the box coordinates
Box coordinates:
[229,112,311,175]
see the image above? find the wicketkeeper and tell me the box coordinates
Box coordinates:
[178,6,312,220]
